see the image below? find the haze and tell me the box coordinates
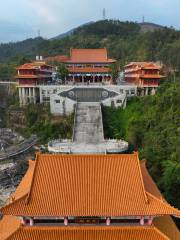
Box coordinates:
[0,0,179,43]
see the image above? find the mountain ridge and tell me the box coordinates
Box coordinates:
[0,20,179,67]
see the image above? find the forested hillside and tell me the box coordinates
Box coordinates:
[0,20,179,80]
[102,78,180,215]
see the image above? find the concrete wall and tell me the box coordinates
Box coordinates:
[18,84,137,108]
[50,85,134,116]
[50,94,76,116]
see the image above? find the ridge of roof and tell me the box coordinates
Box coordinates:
[135,152,149,204]
[0,216,20,240]
[25,154,40,205]
[140,160,163,200]
[146,192,180,217]
[10,160,35,202]
[154,216,180,240]
[152,225,170,240]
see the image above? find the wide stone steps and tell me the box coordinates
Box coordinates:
[73,102,104,143]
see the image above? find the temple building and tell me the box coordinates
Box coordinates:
[0,153,179,239]
[16,60,54,105]
[47,48,116,84]
[124,62,165,95]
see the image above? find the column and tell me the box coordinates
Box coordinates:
[40,88,43,104]
[151,88,156,95]
[29,218,34,226]
[64,217,68,226]
[93,75,95,83]
[140,217,145,225]
[102,75,105,83]
[141,88,144,97]
[18,88,22,106]
[33,88,36,104]
[73,75,75,84]
[106,217,111,226]
[22,88,26,105]
[29,88,31,103]
[145,87,148,96]
[148,216,153,225]
[82,75,84,84]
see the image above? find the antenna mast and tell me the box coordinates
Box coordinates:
[142,16,145,23]
[38,29,41,38]
[103,8,106,20]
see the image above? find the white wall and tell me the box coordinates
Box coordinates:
[49,85,134,116]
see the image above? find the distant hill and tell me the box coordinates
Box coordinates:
[139,22,165,33]
[0,20,179,70]
[0,37,45,63]
[51,21,94,40]
[51,21,166,40]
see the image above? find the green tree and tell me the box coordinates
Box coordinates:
[109,63,120,84]
[57,63,69,83]
[102,79,180,214]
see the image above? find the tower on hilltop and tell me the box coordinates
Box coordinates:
[103,8,106,20]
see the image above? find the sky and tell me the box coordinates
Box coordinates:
[0,0,179,43]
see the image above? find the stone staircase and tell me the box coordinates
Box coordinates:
[73,102,104,144]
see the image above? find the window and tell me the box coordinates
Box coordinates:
[42,97,50,102]
[117,100,122,104]
[55,100,60,104]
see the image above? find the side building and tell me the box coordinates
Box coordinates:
[16,61,54,106]
[124,62,165,95]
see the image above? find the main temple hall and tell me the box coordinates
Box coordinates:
[0,153,179,239]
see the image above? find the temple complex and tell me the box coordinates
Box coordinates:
[47,48,116,84]
[124,62,165,95]
[0,153,179,239]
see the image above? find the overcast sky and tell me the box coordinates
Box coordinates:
[0,0,179,43]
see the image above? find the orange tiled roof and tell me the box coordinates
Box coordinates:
[154,216,180,240]
[140,160,163,200]
[46,55,70,63]
[10,160,35,202]
[68,67,110,73]
[67,49,116,63]
[125,62,161,69]
[15,74,52,79]
[141,74,165,79]
[0,216,20,240]
[7,226,171,240]
[1,153,180,217]
[16,62,53,70]
[0,216,170,240]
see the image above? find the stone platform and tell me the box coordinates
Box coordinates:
[48,102,128,154]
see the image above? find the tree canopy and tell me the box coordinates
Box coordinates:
[102,78,180,214]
